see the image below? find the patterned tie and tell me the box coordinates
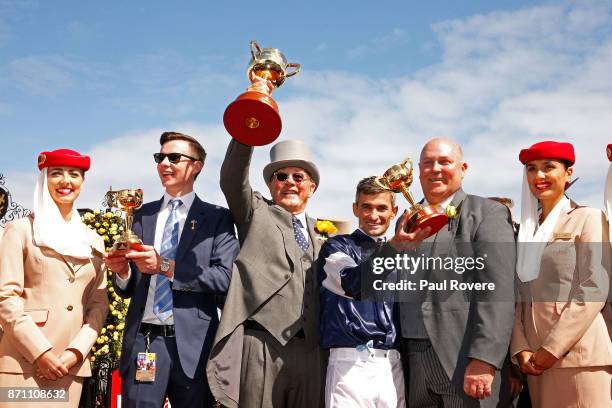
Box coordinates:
[153,198,182,322]
[292,216,308,252]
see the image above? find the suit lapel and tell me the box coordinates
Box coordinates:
[306,215,321,256]
[270,205,301,268]
[176,195,207,261]
[141,198,162,246]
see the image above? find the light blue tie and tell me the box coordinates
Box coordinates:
[153,198,182,322]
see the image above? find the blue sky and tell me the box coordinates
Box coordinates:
[2,0,611,230]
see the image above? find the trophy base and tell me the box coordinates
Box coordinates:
[113,232,145,252]
[223,91,281,146]
[403,207,449,239]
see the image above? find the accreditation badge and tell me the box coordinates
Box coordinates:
[135,352,156,382]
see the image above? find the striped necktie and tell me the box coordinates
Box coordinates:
[153,198,182,322]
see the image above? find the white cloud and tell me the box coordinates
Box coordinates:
[4,1,612,234]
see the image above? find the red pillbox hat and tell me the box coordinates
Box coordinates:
[519,141,575,165]
[37,149,91,171]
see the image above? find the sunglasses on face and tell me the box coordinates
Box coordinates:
[272,171,310,184]
[153,152,199,164]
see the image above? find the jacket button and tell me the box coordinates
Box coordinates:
[284,274,290,280]
[69,277,75,283]
[66,305,73,311]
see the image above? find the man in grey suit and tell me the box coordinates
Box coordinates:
[207,139,325,408]
[398,138,516,407]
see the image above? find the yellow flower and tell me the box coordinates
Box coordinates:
[315,220,338,236]
[446,205,458,219]
[108,287,114,293]
[103,235,110,242]
[105,212,113,219]
[117,323,125,331]
[117,313,123,320]
[101,328,106,334]
[98,228,106,234]
[95,222,100,228]
[96,338,104,344]
[109,304,115,311]
[90,356,96,362]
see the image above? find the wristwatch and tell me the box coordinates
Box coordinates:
[160,257,171,273]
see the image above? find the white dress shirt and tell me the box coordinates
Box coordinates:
[116,191,196,325]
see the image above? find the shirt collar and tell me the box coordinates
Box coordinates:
[356,228,386,243]
[425,192,456,209]
[293,211,308,229]
[162,191,196,211]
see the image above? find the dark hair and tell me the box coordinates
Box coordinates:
[160,132,206,179]
[355,176,395,206]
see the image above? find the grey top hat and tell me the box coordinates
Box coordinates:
[262,140,320,188]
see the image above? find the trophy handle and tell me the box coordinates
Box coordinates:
[400,157,413,172]
[250,40,262,60]
[286,63,301,77]
[373,176,391,191]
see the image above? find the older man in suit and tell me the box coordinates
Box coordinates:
[395,138,516,407]
[105,132,238,408]
[207,139,324,408]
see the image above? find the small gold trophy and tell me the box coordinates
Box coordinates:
[375,158,448,238]
[223,40,301,146]
[104,187,145,251]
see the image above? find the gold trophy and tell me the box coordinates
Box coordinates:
[375,158,448,238]
[104,187,145,251]
[223,40,301,146]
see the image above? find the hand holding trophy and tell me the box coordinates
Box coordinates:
[375,158,448,239]
[223,40,300,146]
[104,187,145,251]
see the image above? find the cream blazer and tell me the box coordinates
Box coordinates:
[511,203,612,368]
[0,215,108,377]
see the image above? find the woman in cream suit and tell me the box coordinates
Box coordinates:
[0,149,108,407]
[512,141,612,408]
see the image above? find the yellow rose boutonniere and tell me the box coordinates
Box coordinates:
[315,220,338,238]
[446,204,458,219]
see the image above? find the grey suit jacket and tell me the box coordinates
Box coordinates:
[207,140,322,408]
[400,189,516,407]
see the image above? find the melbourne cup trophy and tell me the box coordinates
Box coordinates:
[223,40,301,146]
[104,187,145,251]
[375,158,448,238]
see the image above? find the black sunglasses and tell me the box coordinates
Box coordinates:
[153,152,200,164]
[273,171,310,184]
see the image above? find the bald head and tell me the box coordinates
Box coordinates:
[419,137,463,162]
[418,137,468,204]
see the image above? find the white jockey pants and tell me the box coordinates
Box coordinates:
[325,347,406,408]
